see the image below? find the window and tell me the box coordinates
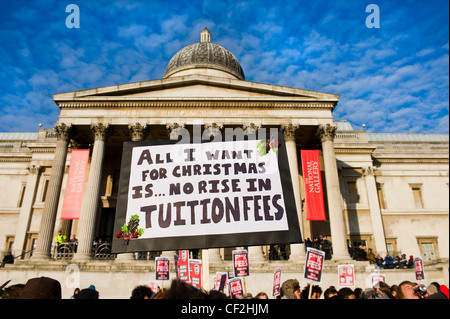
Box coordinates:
[417,238,438,262]
[410,184,423,209]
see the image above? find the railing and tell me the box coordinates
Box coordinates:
[51,242,116,260]
[93,243,116,260]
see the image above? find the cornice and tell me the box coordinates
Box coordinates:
[56,100,336,109]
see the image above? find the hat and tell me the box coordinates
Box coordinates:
[18,276,61,299]
[281,279,300,299]
[78,287,99,299]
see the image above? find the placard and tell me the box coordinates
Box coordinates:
[229,278,244,299]
[338,264,355,288]
[304,247,325,282]
[370,273,386,287]
[273,267,282,297]
[178,250,190,282]
[155,257,170,280]
[188,259,202,289]
[213,272,228,292]
[414,257,425,281]
[233,249,249,277]
[112,133,302,253]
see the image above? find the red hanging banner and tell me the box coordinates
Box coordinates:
[301,150,326,221]
[61,149,89,220]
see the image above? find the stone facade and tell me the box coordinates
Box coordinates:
[0,31,448,298]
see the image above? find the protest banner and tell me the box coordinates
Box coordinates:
[155,257,170,281]
[112,132,302,253]
[148,281,159,293]
[304,247,325,282]
[213,272,228,292]
[61,149,89,219]
[229,278,244,299]
[273,267,282,297]
[370,273,386,287]
[233,249,249,277]
[178,250,190,282]
[338,264,355,288]
[300,150,326,221]
[189,259,202,289]
[414,257,425,281]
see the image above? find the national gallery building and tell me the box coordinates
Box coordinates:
[0,29,448,298]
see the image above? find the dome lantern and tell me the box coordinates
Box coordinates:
[163,28,245,80]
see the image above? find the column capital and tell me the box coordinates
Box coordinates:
[204,123,223,137]
[281,124,300,141]
[91,123,111,141]
[27,164,42,175]
[317,123,337,142]
[128,123,149,141]
[54,123,74,142]
[166,123,185,139]
[242,123,260,134]
[362,166,376,176]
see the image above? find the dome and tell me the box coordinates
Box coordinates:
[163,28,245,80]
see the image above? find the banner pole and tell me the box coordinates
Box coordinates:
[202,249,210,291]
[308,282,313,299]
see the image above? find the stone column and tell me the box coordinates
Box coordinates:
[13,165,42,259]
[116,123,150,263]
[32,124,73,261]
[317,124,349,260]
[363,166,387,254]
[280,124,305,262]
[73,123,111,261]
[248,245,266,263]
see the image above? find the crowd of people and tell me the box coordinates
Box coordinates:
[1,276,448,300]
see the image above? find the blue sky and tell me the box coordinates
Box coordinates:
[0,0,448,133]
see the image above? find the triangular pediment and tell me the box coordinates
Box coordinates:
[53,74,339,104]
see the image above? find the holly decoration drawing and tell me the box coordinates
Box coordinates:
[115,214,145,241]
[257,138,280,156]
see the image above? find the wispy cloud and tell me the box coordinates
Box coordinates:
[0,0,448,134]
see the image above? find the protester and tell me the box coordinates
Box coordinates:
[324,286,338,299]
[280,279,301,299]
[337,287,356,299]
[301,284,322,299]
[78,285,99,299]
[254,292,269,299]
[17,276,61,299]
[383,252,394,269]
[375,253,384,269]
[130,285,153,299]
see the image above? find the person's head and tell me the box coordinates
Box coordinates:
[163,279,209,299]
[1,284,25,299]
[324,286,338,299]
[130,285,153,299]
[396,281,419,299]
[338,287,356,299]
[281,279,301,299]
[254,292,269,299]
[301,284,322,299]
[374,281,391,295]
[18,276,61,299]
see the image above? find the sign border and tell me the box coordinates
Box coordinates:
[112,131,302,253]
